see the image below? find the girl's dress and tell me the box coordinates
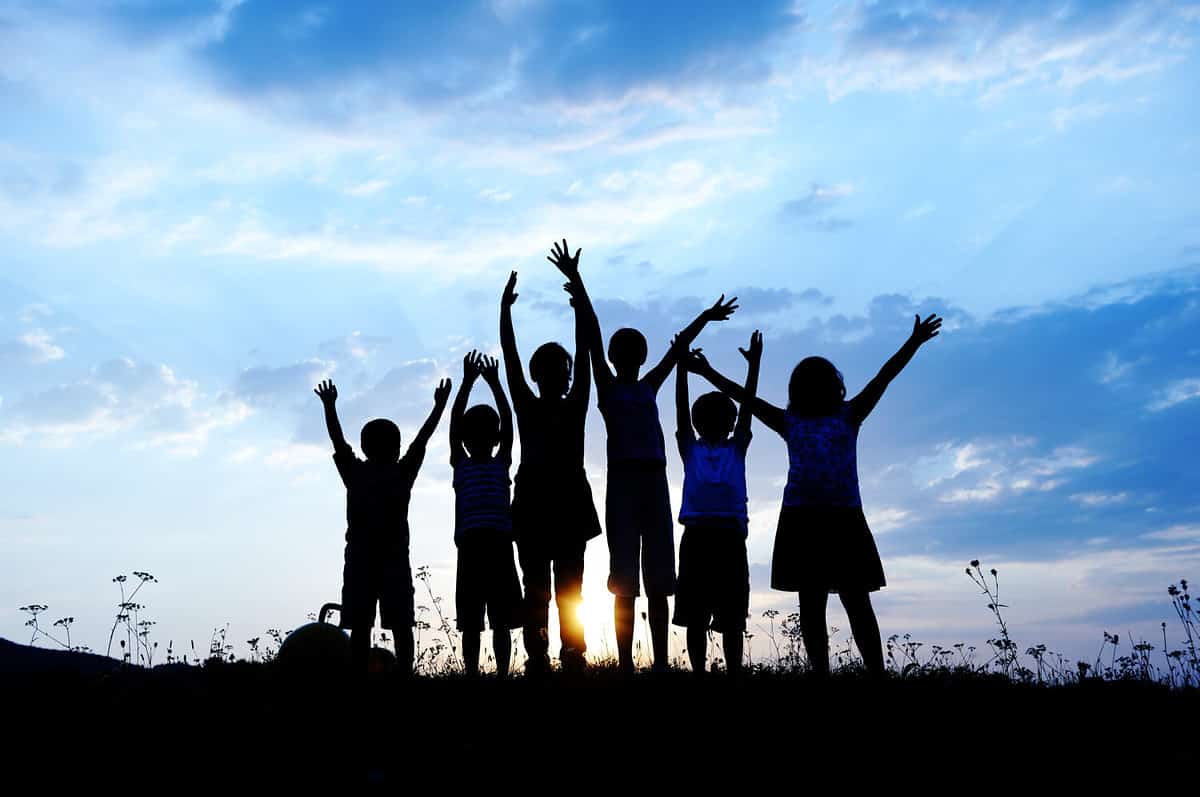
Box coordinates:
[770,403,885,594]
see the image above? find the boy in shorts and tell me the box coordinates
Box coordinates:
[449,350,522,677]
[314,376,451,674]
[673,332,761,675]
[550,239,737,672]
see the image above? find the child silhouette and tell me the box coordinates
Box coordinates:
[674,331,762,676]
[551,238,737,673]
[690,313,942,676]
[448,350,523,678]
[314,376,451,674]
[500,268,600,674]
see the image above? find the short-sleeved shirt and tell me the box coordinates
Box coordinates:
[677,430,751,535]
[333,445,424,551]
[513,392,588,471]
[452,455,513,545]
[781,405,862,508]
[598,380,666,464]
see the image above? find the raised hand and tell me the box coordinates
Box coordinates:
[685,348,710,374]
[547,238,581,279]
[739,330,763,364]
[434,378,452,405]
[463,350,482,380]
[910,313,943,345]
[313,379,338,404]
[502,271,519,307]
[703,294,739,322]
[478,353,500,383]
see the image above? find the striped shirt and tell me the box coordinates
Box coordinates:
[452,455,513,544]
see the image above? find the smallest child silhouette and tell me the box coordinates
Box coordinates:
[449,350,523,678]
[314,377,451,674]
[673,331,762,675]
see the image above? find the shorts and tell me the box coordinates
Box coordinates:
[770,504,886,594]
[672,523,749,632]
[340,545,414,630]
[455,532,524,633]
[605,462,676,597]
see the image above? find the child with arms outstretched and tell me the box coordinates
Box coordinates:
[551,238,737,673]
[449,350,523,678]
[674,331,762,676]
[689,313,942,676]
[314,376,451,674]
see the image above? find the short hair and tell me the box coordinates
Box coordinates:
[360,418,401,461]
[461,404,501,447]
[529,342,572,387]
[787,357,846,417]
[608,328,647,367]
[692,391,737,440]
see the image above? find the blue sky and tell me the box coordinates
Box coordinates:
[2,0,1199,666]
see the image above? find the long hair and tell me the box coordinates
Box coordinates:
[787,356,846,417]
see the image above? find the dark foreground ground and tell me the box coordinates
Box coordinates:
[2,639,1197,787]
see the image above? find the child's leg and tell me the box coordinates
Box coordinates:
[351,624,371,673]
[839,590,884,676]
[553,545,587,666]
[722,631,743,675]
[614,596,636,672]
[647,594,670,670]
[462,632,482,677]
[517,541,551,667]
[393,626,413,677]
[798,589,830,676]
[686,626,707,674]
[492,629,512,678]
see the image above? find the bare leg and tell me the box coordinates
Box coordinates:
[648,594,670,671]
[686,627,707,675]
[462,632,481,678]
[393,627,413,678]
[493,629,512,678]
[798,590,830,677]
[723,631,744,676]
[840,590,885,677]
[351,625,371,674]
[615,596,636,673]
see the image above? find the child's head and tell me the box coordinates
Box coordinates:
[692,391,737,442]
[607,328,647,375]
[361,418,401,462]
[529,342,572,398]
[460,404,501,458]
[787,356,846,417]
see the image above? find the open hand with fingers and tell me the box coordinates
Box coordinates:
[502,271,519,307]
[739,330,763,364]
[703,294,739,322]
[463,351,482,382]
[685,348,710,374]
[314,379,338,405]
[547,238,582,279]
[910,313,943,346]
[434,378,452,406]
[477,352,500,384]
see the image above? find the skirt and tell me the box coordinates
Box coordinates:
[511,465,603,545]
[769,504,886,594]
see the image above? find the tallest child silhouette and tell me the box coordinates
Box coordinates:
[552,239,737,673]
[500,266,600,674]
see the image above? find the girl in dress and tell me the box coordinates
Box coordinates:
[689,313,942,675]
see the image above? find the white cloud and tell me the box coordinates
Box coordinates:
[1147,378,1200,411]
[1051,102,1116,132]
[344,179,390,197]
[1070,491,1129,507]
[0,329,65,364]
[865,506,912,533]
[478,187,513,202]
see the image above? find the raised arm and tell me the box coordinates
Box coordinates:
[642,294,738,393]
[476,353,513,460]
[734,331,762,445]
[688,349,787,437]
[448,352,480,467]
[848,313,942,424]
[500,271,535,408]
[549,239,612,392]
[675,344,693,457]
[410,378,452,455]
[314,379,351,454]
